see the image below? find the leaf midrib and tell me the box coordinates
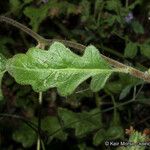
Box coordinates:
[7,66,114,73]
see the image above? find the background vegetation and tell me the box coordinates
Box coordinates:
[0,0,150,149]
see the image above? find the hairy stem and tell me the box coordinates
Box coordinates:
[0,16,46,44]
[37,92,43,150]
[1,16,150,83]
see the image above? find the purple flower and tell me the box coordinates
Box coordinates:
[42,0,48,3]
[125,12,134,23]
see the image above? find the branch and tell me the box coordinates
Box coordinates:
[0,16,150,83]
[0,16,46,44]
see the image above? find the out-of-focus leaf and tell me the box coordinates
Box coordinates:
[106,15,119,26]
[105,112,124,140]
[95,0,103,11]
[9,0,21,14]
[119,85,132,100]
[93,129,106,146]
[12,122,37,148]
[80,0,90,22]
[58,108,102,137]
[105,81,122,94]
[24,6,48,32]
[24,0,56,31]
[105,0,122,12]
[119,74,142,86]
[124,42,137,58]
[140,43,150,58]
[24,1,77,31]
[131,20,144,34]
[41,116,67,141]
[106,126,124,140]
[6,42,113,96]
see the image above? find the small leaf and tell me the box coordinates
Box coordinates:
[93,129,106,146]
[23,0,55,31]
[41,116,67,141]
[106,0,122,12]
[105,81,122,94]
[140,43,150,58]
[6,42,112,96]
[106,126,124,140]
[9,0,21,14]
[119,85,132,100]
[12,122,37,148]
[90,73,111,92]
[80,0,90,22]
[124,42,137,58]
[131,20,144,34]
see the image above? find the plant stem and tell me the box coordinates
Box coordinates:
[1,16,150,83]
[37,92,42,150]
[0,16,46,45]
[39,92,43,105]
[126,0,129,8]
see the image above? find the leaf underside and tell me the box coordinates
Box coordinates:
[6,42,112,96]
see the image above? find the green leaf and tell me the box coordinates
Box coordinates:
[106,0,122,12]
[41,116,67,141]
[140,43,150,58]
[105,81,122,94]
[93,129,106,146]
[80,0,90,22]
[0,54,7,100]
[124,42,137,58]
[119,74,142,86]
[24,0,56,31]
[9,0,21,14]
[78,143,94,150]
[119,85,132,100]
[24,6,48,32]
[12,122,37,148]
[106,126,124,140]
[106,15,119,26]
[6,42,112,96]
[58,108,102,137]
[131,20,144,34]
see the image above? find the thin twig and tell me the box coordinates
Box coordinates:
[37,92,43,150]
